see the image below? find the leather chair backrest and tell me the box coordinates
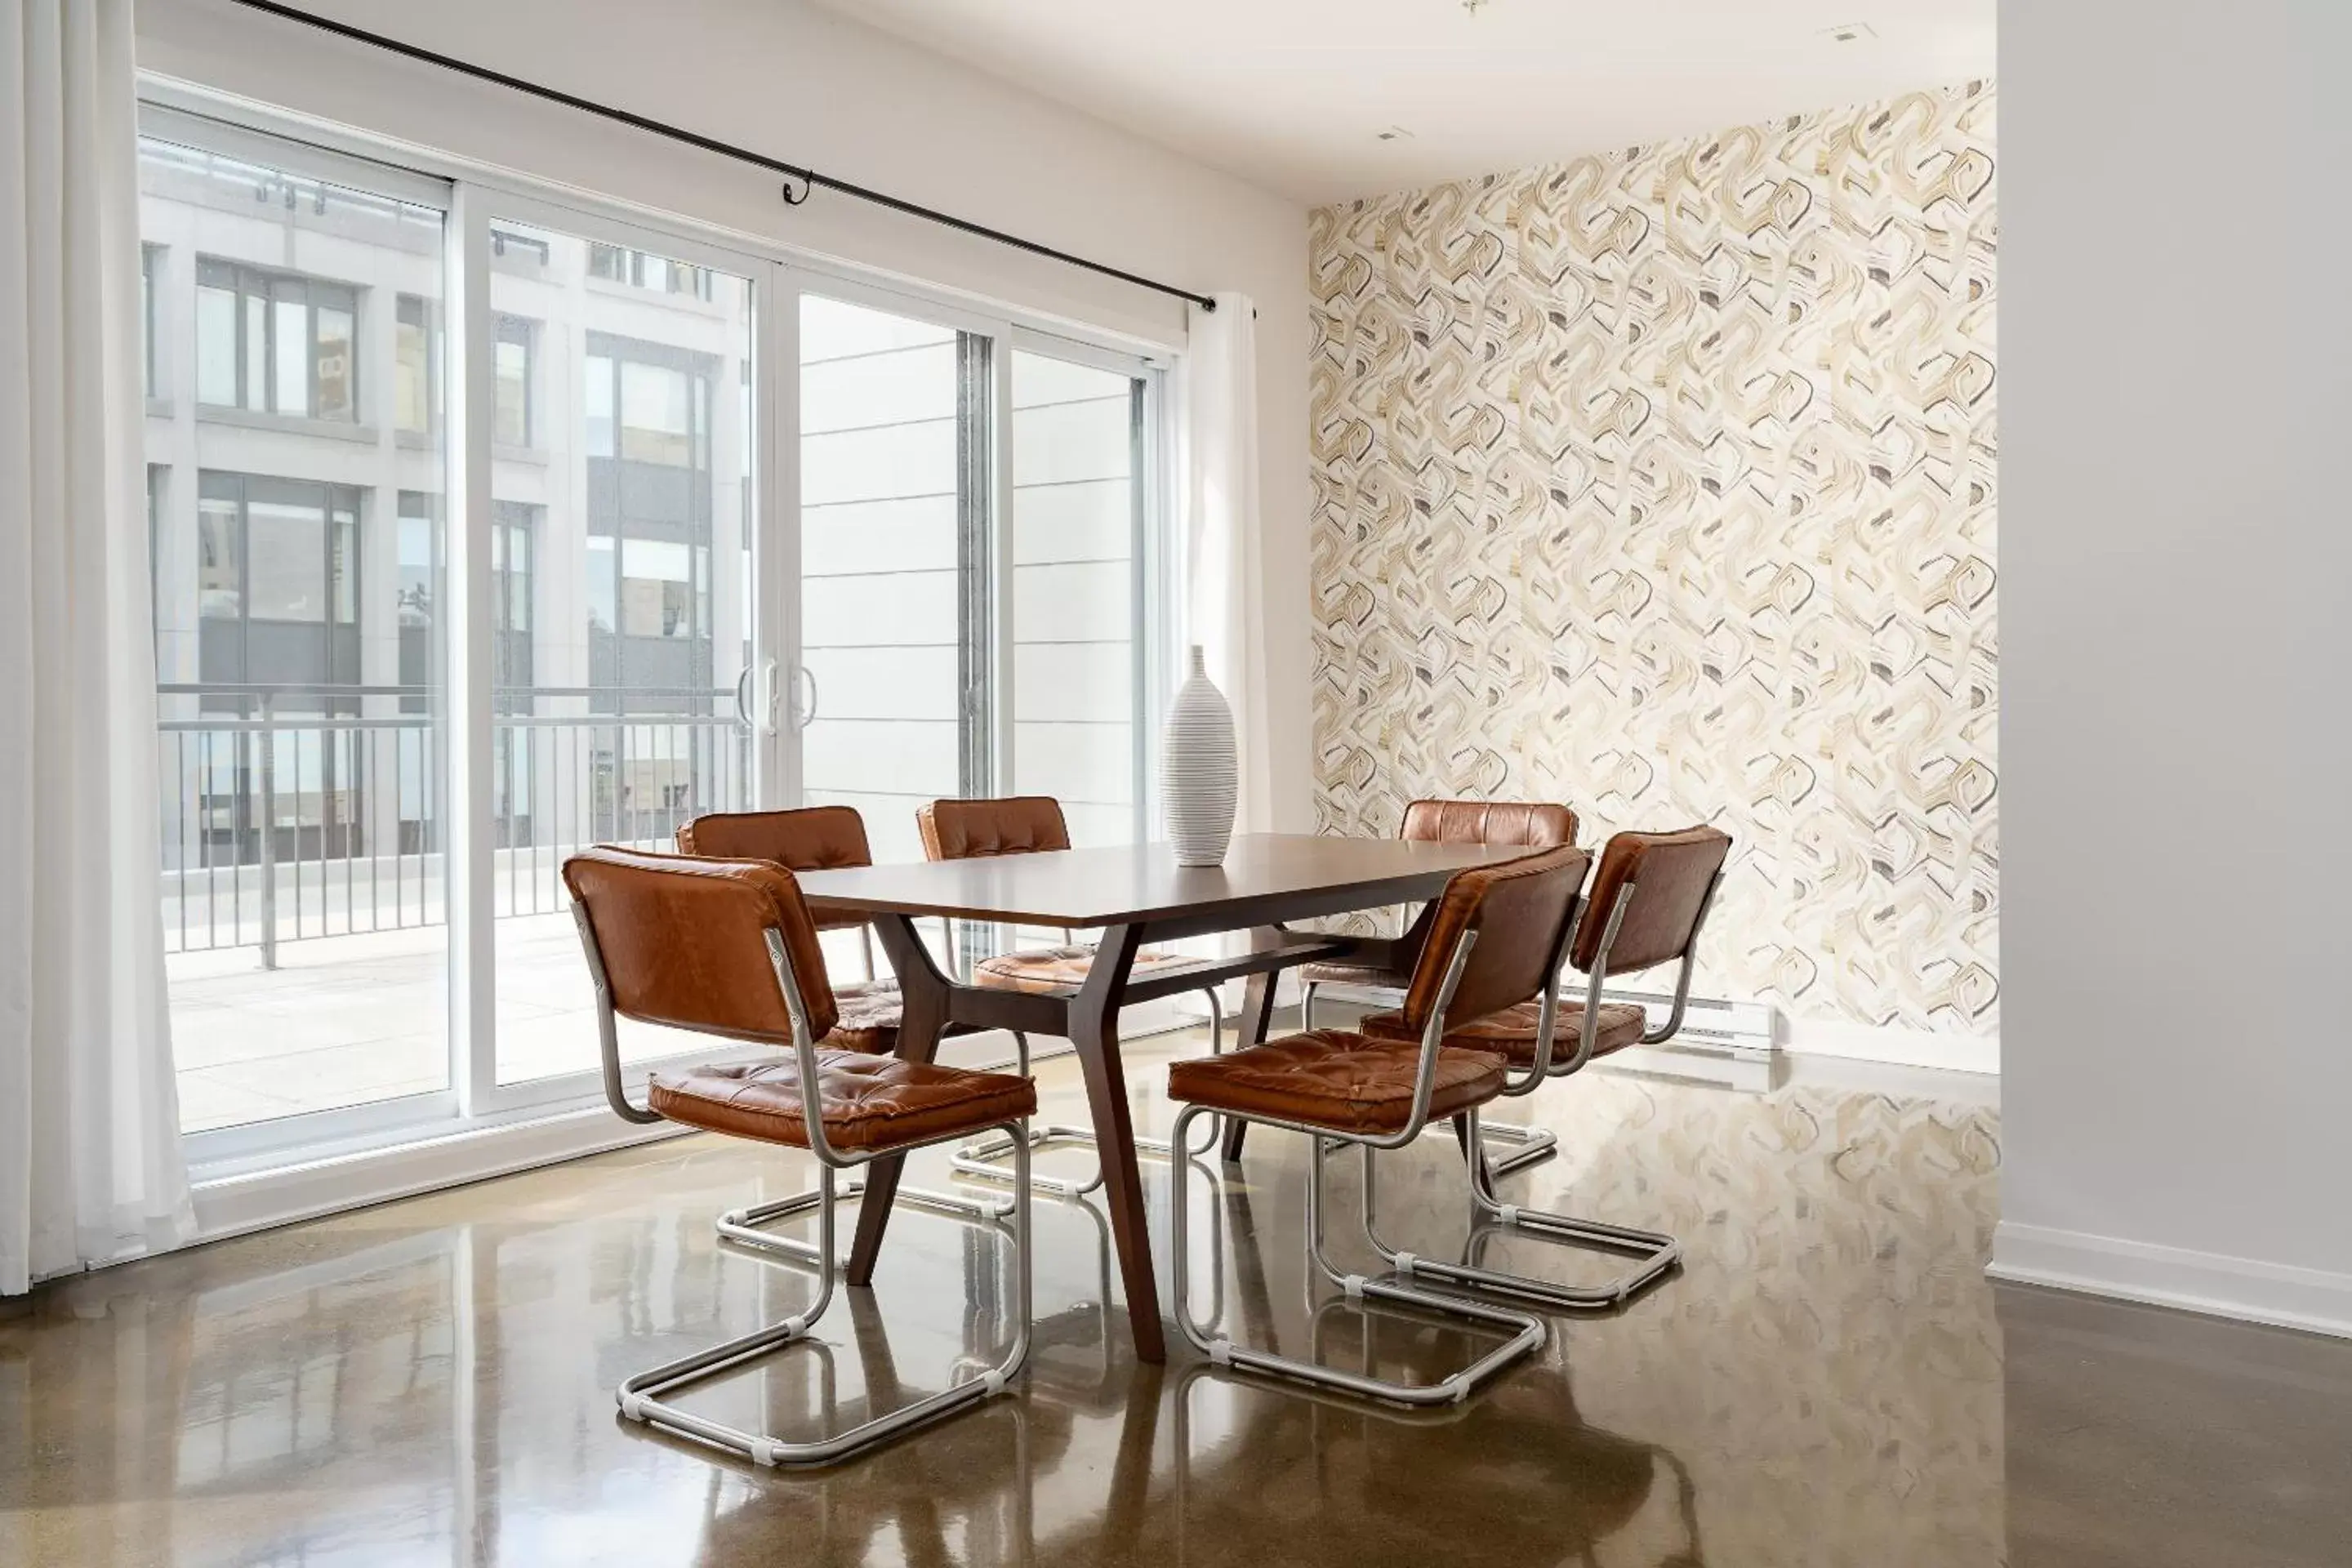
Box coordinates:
[1571,826,1732,976]
[1400,799,1579,851]
[917,796,1072,861]
[562,844,839,1043]
[1395,844,1593,1037]
[676,807,874,931]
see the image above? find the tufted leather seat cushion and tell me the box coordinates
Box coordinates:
[822,979,984,1053]
[1297,955,1416,991]
[973,945,1206,996]
[648,1051,1036,1153]
[1358,998,1647,1066]
[824,981,908,1053]
[1165,1029,1505,1134]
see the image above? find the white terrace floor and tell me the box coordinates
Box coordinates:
[166,916,889,1134]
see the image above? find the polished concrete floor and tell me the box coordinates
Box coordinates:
[4,1032,2348,1567]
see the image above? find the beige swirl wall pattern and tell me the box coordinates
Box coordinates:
[1309,81,1998,1036]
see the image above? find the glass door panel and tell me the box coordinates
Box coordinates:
[139,131,452,1134]
[795,295,990,872]
[1009,350,1145,847]
[490,221,760,1085]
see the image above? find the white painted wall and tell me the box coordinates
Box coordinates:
[1994,1,2352,1335]
[136,0,1316,831]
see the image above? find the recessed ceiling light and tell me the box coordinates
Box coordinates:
[1821,20,1878,42]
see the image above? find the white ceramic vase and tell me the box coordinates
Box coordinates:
[1162,645,1237,866]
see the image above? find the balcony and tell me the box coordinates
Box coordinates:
[158,682,758,1134]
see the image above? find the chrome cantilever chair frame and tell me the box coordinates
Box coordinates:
[575,906,1033,1468]
[1359,869,1725,1312]
[697,916,1018,1262]
[1302,870,1719,1178]
[1168,932,1548,1409]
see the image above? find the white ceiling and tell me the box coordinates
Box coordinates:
[808,0,1996,206]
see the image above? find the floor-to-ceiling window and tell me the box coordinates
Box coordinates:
[142,126,452,1138]
[138,99,1169,1174]
[479,207,758,1093]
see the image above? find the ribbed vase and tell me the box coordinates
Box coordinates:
[1162,645,1237,867]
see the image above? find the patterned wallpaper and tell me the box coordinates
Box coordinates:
[1308,82,1997,1035]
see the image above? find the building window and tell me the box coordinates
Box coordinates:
[493,314,534,448]
[588,241,715,301]
[618,361,692,466]
[395,294,435,434]
[194,260,361,422]
[489,227,550,265]
[396,491,438,710]
[586,534,616,633]
[584,354,614,458]
[141,244,162,397]
[619,538,694,639]
[194,471,364,691]
[491,503,535,689]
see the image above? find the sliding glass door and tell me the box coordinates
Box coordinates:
[795,292,987,867]
[474,202,762,1090]
[140,120,456,1138]
[138,100,1169,1166]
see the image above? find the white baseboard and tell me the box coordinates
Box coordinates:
[185,1015,1192,1250]
[1782,1016,1999,1076]
[1989,1221,2352,1341]
[192,1105,696,1246]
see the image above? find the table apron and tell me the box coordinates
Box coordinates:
[915,930,1365,1031]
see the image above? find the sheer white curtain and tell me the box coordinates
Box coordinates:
[1180,292,1275,835]
[1,0,194,1295]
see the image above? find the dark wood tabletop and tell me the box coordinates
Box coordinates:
[795,831,1528,931]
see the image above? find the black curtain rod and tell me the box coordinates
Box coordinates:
[221,0,1219,313]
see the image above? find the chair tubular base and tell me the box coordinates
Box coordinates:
[1471,1117,1559,1177]
[1365,1118,1682,1312]
[1168,1104,1546,1410]
[622,1133,1032,1468]
[717,1177,1013,1264]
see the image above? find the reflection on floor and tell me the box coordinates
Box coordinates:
[5,1032,2348,1566]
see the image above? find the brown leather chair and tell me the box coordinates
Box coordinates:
[916,796,1228,1198]
[675,807,1009,1240]
[1291,798,1579,1176]
[675,806,987,1053]
[1160,845,1592,1406]
[564,843,1036,1468]
[1354,824,1731,1309]
[676,804,882,978]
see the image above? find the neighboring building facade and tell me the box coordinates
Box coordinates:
[140,136,751,904]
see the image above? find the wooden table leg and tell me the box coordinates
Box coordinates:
[1219,930,1285,1164]
[847,913,947,1286]
[1069,923,1166,1363]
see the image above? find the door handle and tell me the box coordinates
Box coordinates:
[795,665,819,729]
[733,665,756,730]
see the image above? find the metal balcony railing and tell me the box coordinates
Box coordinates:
[156,682,751,964]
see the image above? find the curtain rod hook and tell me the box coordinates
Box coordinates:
[780,168,812,207]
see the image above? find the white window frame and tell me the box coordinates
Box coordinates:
[142,82,1179,1190]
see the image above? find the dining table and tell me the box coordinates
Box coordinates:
[794,830,1530,1363]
